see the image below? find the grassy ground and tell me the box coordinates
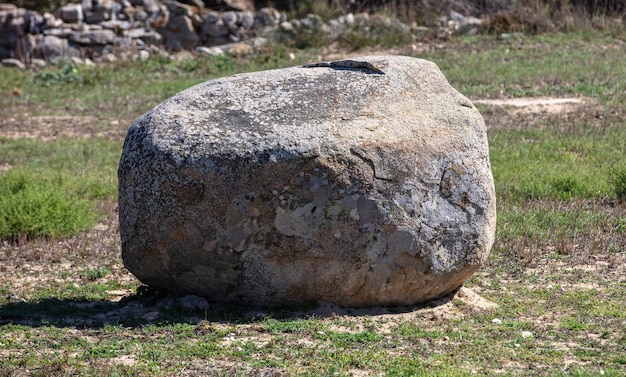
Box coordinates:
[0,30,625,376]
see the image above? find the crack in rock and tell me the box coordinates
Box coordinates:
[350,146,394,181]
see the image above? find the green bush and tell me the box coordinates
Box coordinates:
[0,137,119,242]
[0,169,98,241]
[609,165,626,200]
[35,63,81,86]
[551,175,582,199]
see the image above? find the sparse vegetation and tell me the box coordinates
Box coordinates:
[0,138,119,240]
[610,165,626,200]
[1,10,625,377]
[0,167,97,241]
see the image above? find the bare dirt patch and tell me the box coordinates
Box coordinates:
[0,115,99,141]
[285,286,499,336]
[0,201,132,304]
[473,97,591,114]
[0,108,132,141]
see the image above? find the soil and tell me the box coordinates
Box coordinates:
[473,97,591,114]
[0,111,129,141]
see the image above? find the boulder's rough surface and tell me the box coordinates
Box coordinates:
[118,55,496,307]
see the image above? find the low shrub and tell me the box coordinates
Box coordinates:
[609,165,626,200]
[0,169,98,241]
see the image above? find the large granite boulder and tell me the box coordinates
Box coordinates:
[118,55,496,307]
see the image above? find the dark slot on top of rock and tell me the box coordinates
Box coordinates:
[302,59,387,75]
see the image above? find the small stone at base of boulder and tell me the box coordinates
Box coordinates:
[1,58,25,69]
[196,46,224,56]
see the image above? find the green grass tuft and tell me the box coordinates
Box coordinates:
[0,138,120,240]
[609,164,626,200]
[0,168,97,240]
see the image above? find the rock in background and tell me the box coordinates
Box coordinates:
[118,55,497,307]
[0,0,481,67]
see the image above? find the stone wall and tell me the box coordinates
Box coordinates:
[0,0,482,68]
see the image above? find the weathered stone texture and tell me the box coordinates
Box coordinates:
[118,55,496,307]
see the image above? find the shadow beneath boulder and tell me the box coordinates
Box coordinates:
[0,286,475,329]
